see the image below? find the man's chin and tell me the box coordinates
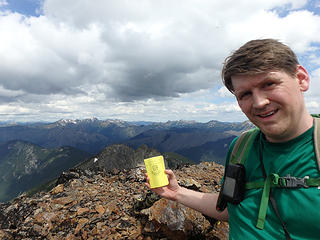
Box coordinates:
[250,116,279,130]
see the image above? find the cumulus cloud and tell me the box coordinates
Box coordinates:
[0,0,320,122]
[0,13,107,95]
[217,87,233,98]
[306,67,320,111]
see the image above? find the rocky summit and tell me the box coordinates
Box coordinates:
[0,162,228,240]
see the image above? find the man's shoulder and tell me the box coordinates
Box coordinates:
[228,128,260,165]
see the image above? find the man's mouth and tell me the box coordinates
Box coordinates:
[257,110,278,118]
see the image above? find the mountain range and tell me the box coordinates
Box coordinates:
[0,118,253,154]
[0,118,253,202]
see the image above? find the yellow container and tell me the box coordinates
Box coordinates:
[144,155,169,188]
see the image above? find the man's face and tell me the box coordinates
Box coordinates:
[231,66,311,142]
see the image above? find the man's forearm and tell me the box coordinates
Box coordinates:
[175,187,229,221]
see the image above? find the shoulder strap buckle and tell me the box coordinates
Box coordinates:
[277,174,309,188]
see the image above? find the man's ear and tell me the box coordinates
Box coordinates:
[296,65,310,92]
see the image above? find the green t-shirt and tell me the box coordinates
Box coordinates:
[226,126,320,240]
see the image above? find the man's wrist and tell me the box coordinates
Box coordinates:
[174,186,189,203]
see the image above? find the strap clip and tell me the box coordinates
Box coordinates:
[277,174,309,188]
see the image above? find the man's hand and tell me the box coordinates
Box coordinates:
[146,168,228,221]
[145,169,181,201]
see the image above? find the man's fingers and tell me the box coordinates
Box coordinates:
[165,169,175,180]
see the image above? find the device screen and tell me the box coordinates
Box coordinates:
[222,176,236,198]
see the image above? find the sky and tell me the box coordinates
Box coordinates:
[0,0,320,123]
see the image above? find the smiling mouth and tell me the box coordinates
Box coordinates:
[257,109,278,118]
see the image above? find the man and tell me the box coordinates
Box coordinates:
[146,39,320,239]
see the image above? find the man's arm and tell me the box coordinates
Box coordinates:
[145,169,229,221]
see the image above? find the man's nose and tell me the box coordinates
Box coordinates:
[252,91,269,108]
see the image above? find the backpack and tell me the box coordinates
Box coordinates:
[230,115,320,171]
[229,115,320,232]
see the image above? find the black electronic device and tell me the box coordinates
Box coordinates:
[216,163,246,212]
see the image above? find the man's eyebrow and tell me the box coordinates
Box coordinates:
[262,72,281,81]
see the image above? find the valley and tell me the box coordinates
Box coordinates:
[0,118,253,202]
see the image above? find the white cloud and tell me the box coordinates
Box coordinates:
[0,0,319,122]
[307,67,320,98]
[305,67,320,114]
[217,87,233,98]
[0,104,33,116]
[309,54,320,65]
[0,13,107,95]
[307,101,319,108]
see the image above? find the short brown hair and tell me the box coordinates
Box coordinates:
[222,39,299,93]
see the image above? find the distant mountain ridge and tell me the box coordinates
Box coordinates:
[0,140,91,202]
[0,118,253,155]
[177,135,236,165]
[77,144,194,172]
[0,118,254,202]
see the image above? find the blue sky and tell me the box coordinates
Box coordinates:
[0,0,320,123]
[2,0,42,16]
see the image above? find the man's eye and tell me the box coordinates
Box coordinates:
[265,82,275,87]
[239,92,251,100]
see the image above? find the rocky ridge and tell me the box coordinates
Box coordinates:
[0,162,228,239]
